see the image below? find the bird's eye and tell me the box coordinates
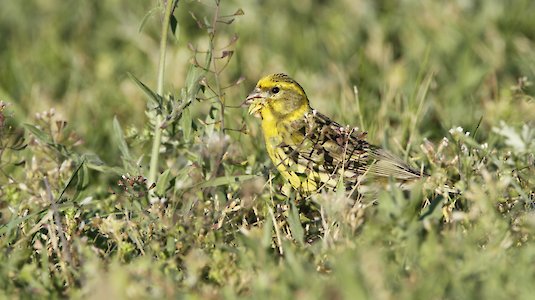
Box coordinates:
[271,87,280,94]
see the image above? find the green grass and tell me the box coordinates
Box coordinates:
[1,0,535,298]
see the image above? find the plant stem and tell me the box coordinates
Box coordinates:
[210,1,224,133]
[148,0,176,193]
[44,177,73,286]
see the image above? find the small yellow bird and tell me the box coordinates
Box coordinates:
[245,73,425,196]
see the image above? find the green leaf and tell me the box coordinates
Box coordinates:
[112,116,132,164]
[261,213,274,249]
[185,66,206,101]
[155,169,173,196]
[181,106,192,142]
[173,165,192,192]
[287,201,304,246]
[23,124,52,144]
[335,170,346,199]
[82,153,124,174]
[138,6,160,32]
[166,236,175,254]
[128,72,163,108]
[170,14,180,41]
[58,159,87,203]
[234,8,244,16]
[159,66,205,129]
[24,123,73,157]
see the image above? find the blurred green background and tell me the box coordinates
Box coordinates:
[2,0,534,163]
[1,0,535,298]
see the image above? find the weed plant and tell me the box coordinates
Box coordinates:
[0,0,534,298]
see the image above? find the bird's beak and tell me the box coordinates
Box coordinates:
[245,88,264,105]
[245,88,266,118]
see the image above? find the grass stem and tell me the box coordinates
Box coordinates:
[148,0,177,196]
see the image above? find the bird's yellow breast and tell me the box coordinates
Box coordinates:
[259,107,280,143]
[259,105,320,192]
[259,106,285,169]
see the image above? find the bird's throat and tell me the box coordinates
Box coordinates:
[260,103,310,151]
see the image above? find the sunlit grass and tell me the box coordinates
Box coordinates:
[1,0,534,298]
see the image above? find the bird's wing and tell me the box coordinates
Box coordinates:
[274,111,370,190]
[368,148,424,180]
[278,111,423,191]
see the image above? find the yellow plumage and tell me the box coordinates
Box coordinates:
[246,73,424,195]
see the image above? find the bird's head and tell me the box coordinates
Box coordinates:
[245,73,310,119]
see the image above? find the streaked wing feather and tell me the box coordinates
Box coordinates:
[275,110,423,193]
